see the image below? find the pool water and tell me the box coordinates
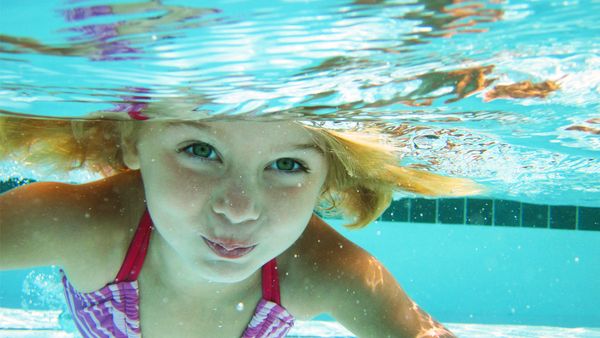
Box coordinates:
[1,0,599,205]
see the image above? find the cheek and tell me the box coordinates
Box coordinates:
[142,160,212,209]
[265,183,321,220]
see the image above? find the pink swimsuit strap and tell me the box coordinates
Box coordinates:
[261,259,281,304]
[112,209,283,305]
[114,209,153,283]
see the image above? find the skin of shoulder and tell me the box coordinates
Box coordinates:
[0,170,146,291]
[280,215,456,338]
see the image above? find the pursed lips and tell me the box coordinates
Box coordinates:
[205,236,257,249]
[202,236,258,259]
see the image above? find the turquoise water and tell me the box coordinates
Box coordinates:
[1,0,599,205]
[1,0,600,336]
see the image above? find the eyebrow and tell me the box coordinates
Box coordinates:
[284,143,324,156]
[164,121,211,130]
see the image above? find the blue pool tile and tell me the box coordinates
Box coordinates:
[522,203,548,228]
[550,206,576,230]
[578,207,600,231]
[410,198,436,223]
[0,178,35,193]
[466,198,493,226]
[381,198,409,222]
[494,199,521,227]
[438,198,465,224]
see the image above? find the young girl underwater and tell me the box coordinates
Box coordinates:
[0,115,481,338]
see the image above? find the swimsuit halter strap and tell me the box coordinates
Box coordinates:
[114,209,153,283]
[261,258,281,305]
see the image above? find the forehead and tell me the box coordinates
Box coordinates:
[140,120,317,147]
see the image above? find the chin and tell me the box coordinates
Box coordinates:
[201,260,259,283]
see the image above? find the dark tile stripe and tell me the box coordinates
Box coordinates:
[550,206,577,230]
[0,178,36,194]
[381,198,410,223]
[522,203,549,228]
[466,198,493,226]
[438,198,465,224]
[410,198,436,223]
[494,200,521,227]
[379,196,599,232]
[578,207,600,231]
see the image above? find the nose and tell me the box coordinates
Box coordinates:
[211,176,260,225]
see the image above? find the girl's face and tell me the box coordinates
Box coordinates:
[128,120,327,283]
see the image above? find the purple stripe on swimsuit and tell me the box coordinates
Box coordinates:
[61,209,294,337]
[61,274,141,338]
[242,299,295,338]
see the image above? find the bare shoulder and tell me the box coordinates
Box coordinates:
[63,170,147,290]
[0,170,146,291]
[279,215,362,318]
[280,216,456,337]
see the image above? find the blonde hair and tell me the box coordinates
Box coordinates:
[305,126,481,228]
[0,117,132,176]
[0,116,481,228]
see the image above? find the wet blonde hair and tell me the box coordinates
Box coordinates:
[0,116,481,228]
[305,126,481,228]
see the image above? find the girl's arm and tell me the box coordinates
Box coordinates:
[0,182,88,270]
[0,179,126,274]
[304,217,456,338]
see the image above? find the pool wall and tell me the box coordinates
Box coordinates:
[330,218,600,328]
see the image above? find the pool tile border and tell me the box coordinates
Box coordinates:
[381,197,600,232]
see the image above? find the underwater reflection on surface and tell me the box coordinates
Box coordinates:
[0,0,599,205]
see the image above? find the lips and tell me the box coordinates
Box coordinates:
[202,237,257,259]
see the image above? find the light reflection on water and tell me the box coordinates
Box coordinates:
[0,0,599,205]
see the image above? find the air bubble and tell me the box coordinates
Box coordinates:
[236,302,244,311]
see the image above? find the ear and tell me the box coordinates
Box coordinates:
[120,133,140,170]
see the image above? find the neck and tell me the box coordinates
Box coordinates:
[140,229,261,302]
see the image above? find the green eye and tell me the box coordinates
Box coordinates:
[181,142,217,159]
[270,158,309,173]
[275,158,296,171]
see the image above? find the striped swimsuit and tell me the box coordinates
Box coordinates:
[61,210,295,337]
